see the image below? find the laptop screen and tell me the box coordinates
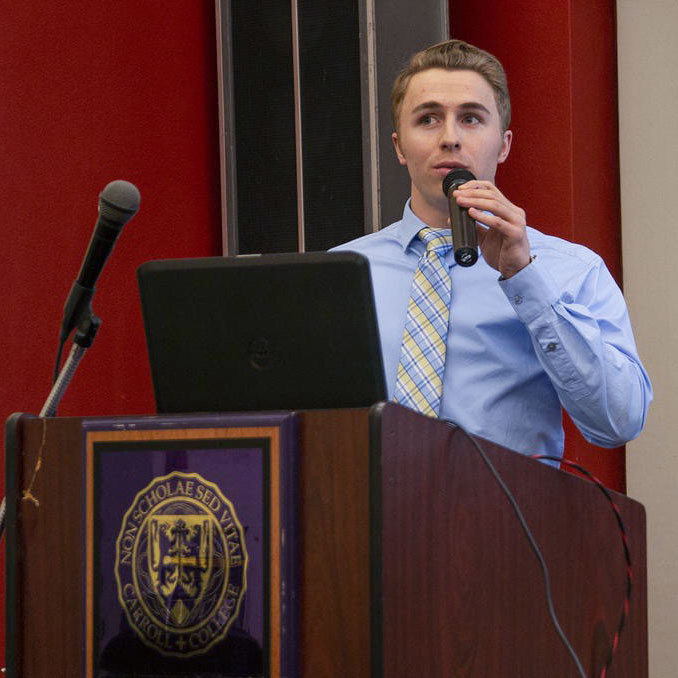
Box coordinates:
[137,252,386,413]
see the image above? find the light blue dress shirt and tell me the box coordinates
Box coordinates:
[332,201,652,459]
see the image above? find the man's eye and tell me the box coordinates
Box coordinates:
[462,114,481,124]
[418,114,436,125]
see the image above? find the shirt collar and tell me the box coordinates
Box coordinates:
[397,200,430,252]
[397,200,457,258]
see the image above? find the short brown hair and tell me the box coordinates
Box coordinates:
[391,39,511,133]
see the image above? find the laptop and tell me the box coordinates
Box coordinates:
[137,252,386,413]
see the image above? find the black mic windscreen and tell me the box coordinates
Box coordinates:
[442,168,476,196]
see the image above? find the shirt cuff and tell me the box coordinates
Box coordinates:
[498,256,562,323]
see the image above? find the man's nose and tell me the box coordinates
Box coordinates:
[440,120,461,149]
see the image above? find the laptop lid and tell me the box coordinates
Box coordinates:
[137,252,386,413]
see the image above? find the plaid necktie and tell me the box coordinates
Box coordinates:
[393,227,454,417]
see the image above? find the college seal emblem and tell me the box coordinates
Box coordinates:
[114,471,248,657]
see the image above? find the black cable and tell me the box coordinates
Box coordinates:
[531,455,632,678]
[445,422,588,678]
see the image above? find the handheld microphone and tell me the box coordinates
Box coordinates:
[60,180,141,341]
[442,169,477,267]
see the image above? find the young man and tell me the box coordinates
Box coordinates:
[333,39,652,460]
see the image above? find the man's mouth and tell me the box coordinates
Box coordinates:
[433,162,469,176]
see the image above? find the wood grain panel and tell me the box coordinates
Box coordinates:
[9,417,85,678]
[298,409,371,678]
[375,403,647,678]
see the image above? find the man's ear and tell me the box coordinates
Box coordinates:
[392,131,407,166]
[497,129,512,165]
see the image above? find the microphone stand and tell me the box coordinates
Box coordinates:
[0,315,100,538]
[0,179,140,544]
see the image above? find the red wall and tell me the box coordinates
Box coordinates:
[449,0,626,490]
[0,0,222,663]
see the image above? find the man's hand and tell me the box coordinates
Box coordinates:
[453,181,531,279]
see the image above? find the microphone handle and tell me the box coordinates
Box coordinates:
[76,216,124,289]
[447,191,478,267]
[61,213,126,340]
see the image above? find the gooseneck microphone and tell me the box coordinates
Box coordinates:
[60,180,141,342]
[442,168,478,267]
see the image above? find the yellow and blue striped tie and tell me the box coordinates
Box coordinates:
[393,227,453,417]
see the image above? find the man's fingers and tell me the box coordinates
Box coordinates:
[463,200,525,225]
[469,208,516,233]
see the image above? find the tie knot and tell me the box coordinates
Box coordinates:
[418,227,453,256]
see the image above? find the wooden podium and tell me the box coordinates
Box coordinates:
[5,403,647,677]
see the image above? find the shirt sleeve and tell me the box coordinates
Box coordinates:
[499,256,653,447]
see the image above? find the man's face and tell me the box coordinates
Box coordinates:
[392,68,512,227]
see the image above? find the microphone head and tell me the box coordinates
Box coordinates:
[442,168,476,196]
[99,180,141,226]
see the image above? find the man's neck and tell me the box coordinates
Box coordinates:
[409,196,448,229]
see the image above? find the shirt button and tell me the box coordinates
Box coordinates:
[545,342,558,352]
[513,295,523,305]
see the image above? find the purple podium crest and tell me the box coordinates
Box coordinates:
[114,471,248,657]
[84,413,298,678]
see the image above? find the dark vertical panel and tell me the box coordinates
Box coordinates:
[298,0,365,251]
[231,0,298,254]
[375,0,448,228]
[223,0,448,251]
